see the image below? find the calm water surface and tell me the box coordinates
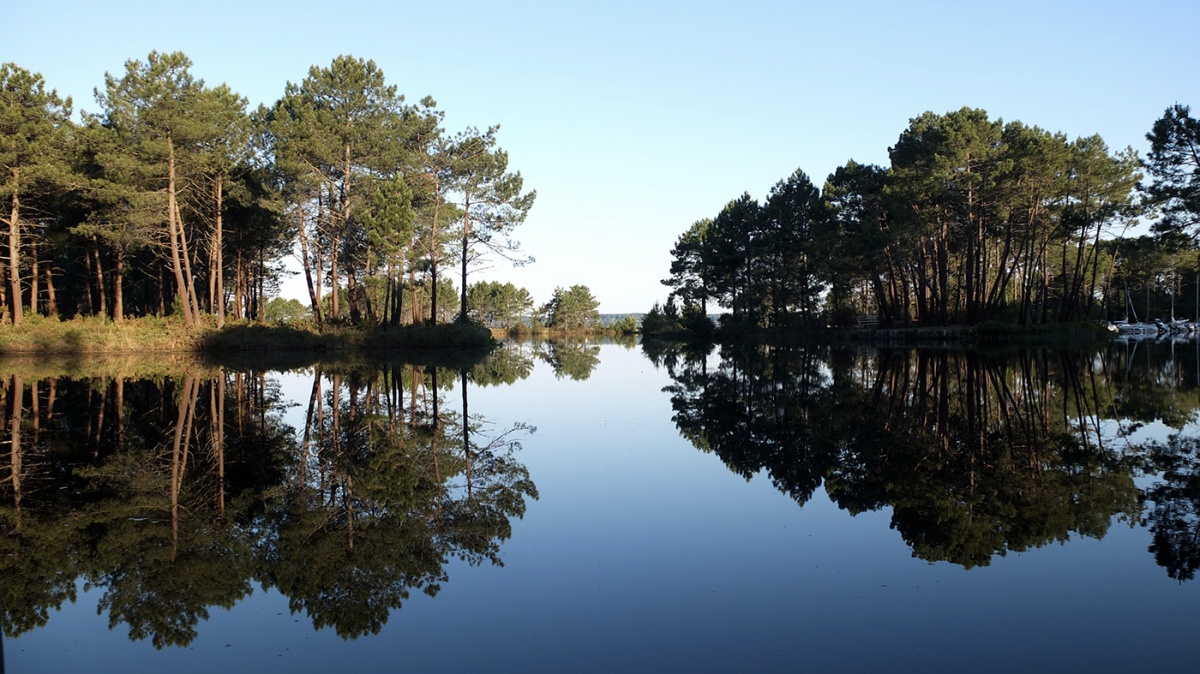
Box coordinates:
[4,339,1200,672]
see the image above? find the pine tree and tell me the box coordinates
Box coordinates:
[0,63,74,324]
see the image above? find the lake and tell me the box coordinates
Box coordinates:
[3,338,1200,673]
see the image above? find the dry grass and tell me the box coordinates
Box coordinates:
[0,315,201,355]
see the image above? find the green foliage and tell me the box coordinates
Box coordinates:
[0,53,537,334]
[264,297,311,323]
[760,168,829,325]
[450,126,537,322]
[706,193,762,321]
[662,218,711,315]
[0,61,73,176]
[609,315,638,334]
[271,55,411,323]
[467,280,534,328]
[1145,103,1200,237]
[641,299,681,335]
[664,106,1145,334]
[541,285,601,330]
[0,62,75,324]
[358,173,416,265]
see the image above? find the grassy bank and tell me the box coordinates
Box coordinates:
[0,316,496,357]
[0,315,200,354]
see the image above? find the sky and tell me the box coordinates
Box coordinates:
[6,0,1199,312]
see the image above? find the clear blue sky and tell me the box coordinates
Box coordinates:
[7,1,1197,312]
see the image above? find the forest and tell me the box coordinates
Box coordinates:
[0,53,535,329]
[10,52,1200,339]
[654,105,1200,333]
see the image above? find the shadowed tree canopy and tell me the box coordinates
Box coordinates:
[1145,103,1200,238]
[658,107,1143,330]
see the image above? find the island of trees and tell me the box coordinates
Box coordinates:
[649,105,1200,340]
[0,52,549,349]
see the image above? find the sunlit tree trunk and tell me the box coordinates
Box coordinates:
[175,200,201,322]
[8,170,23,325]
[112,247,124,322]
[43,262,56,318]
[29,239,39,318]
[167,133,194,326]
[90,236,106,317]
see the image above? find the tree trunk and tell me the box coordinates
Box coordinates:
[7,169,22,325]
[112,247,124,322]
[257,247,266,321]
[339,142,357,321]
[330,230,340,320]
[166,133,194,325]
[410,269,421,324]
[29,238,39,317]
[175,200,201,322]
[215,175,225,328]
[0,257,7,323]
[347,269,361,323]
[234,248,244,320]
[92,237,107,318]
[460,192,471,323]
[43,262,57,318]
[389,258,402,327]
[428,178,443,325]
[297,206,322,322]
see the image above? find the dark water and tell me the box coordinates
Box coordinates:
[3,339,1200,672]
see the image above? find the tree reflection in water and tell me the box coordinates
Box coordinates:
[1142,435,1200,581]
[537,338,602,381]
[0,356,536,647]
[650,339,1200,573]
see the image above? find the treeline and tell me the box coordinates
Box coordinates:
[467,280,633,333]
[0,53,534,327]
[658,106,1200,330]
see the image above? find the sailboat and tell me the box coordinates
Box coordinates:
[1110,286,1160,335]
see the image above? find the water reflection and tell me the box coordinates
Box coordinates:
[470,336,632,384]
[0,358,536,647]
[537,339,602,381]
[649,340,1200,573]
[1142,435,1200,581]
